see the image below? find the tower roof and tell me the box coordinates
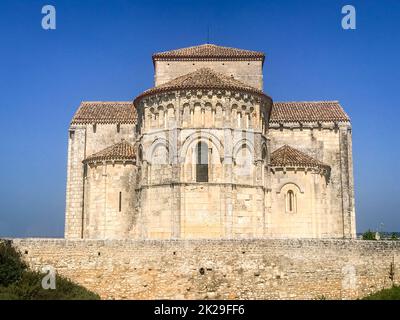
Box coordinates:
[134,67,269,104]
[71,101,137,125]
[270,145,330,170]
[270,101,350,123]
[83,140,136,164]
[152,44,265,62]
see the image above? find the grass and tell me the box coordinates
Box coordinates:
[362,286,400,300]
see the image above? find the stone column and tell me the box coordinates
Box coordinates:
[171,93,182,238]
[253,132,263,186]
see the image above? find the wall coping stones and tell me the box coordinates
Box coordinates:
[6,238,400,249]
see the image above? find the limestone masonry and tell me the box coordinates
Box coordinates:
[65,43,356,240]
[10,239,400,300]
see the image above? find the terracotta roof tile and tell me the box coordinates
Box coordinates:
[270,145,329,169]
[134,67,268,104]
[153,44,264,62]
[83,140,136,163]
[71,101,137,125]
[270,101,350,123]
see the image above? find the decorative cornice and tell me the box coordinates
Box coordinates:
[134,68,270,106]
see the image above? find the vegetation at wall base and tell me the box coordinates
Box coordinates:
[0,240,27,286]
[391,233,399,240]
[359,230,400,240]
[0,240,100,300]
[361,230,376,240]
[362,286,400,300]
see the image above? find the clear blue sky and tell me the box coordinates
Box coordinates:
[0,0,399,237]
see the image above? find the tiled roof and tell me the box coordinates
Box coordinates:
[134,67,268,104]
[83,140,136,163]
[270,145,330,169]
[270,101,350,123]
[152,44,264,62]
[71,102,137,125]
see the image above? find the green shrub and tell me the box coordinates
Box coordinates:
[362,286,400,300]
[0,240,27,286]
[362,230,376,240]
[0,240,100,300]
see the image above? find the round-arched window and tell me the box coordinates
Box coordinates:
[138,146,143,163]
[286,190,296,213]
[262,147,267,161]
[196,141,208,182]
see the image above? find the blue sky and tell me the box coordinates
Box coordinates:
[0,0,399,237]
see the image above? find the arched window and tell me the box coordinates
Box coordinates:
[212,109,216,126]
[286,190,296,213]
[138,146,143,164]
[262,147,267,161]
[190,109,194,125]
[237,112,242,128]
[196,141,208,182]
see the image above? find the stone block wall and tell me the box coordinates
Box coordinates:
[154,60,264,90]
[84,163,137,239]
[132,89,271,240]
[65,127,86,238]
[136,184,265,239]
[10,239,399,300]
[65,123,136,239]
[269,123,355,238]
[269,170,336,238]
[85,123,136,157]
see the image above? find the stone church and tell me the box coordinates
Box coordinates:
[65,44,355,240]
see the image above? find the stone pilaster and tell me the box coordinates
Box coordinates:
[339,123,356,238]
[65,126,86,238]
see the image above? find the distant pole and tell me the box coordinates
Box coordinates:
[207,25,210,44]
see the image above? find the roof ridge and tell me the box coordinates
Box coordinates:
[153,43,211,54]
[152,43,265,61]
